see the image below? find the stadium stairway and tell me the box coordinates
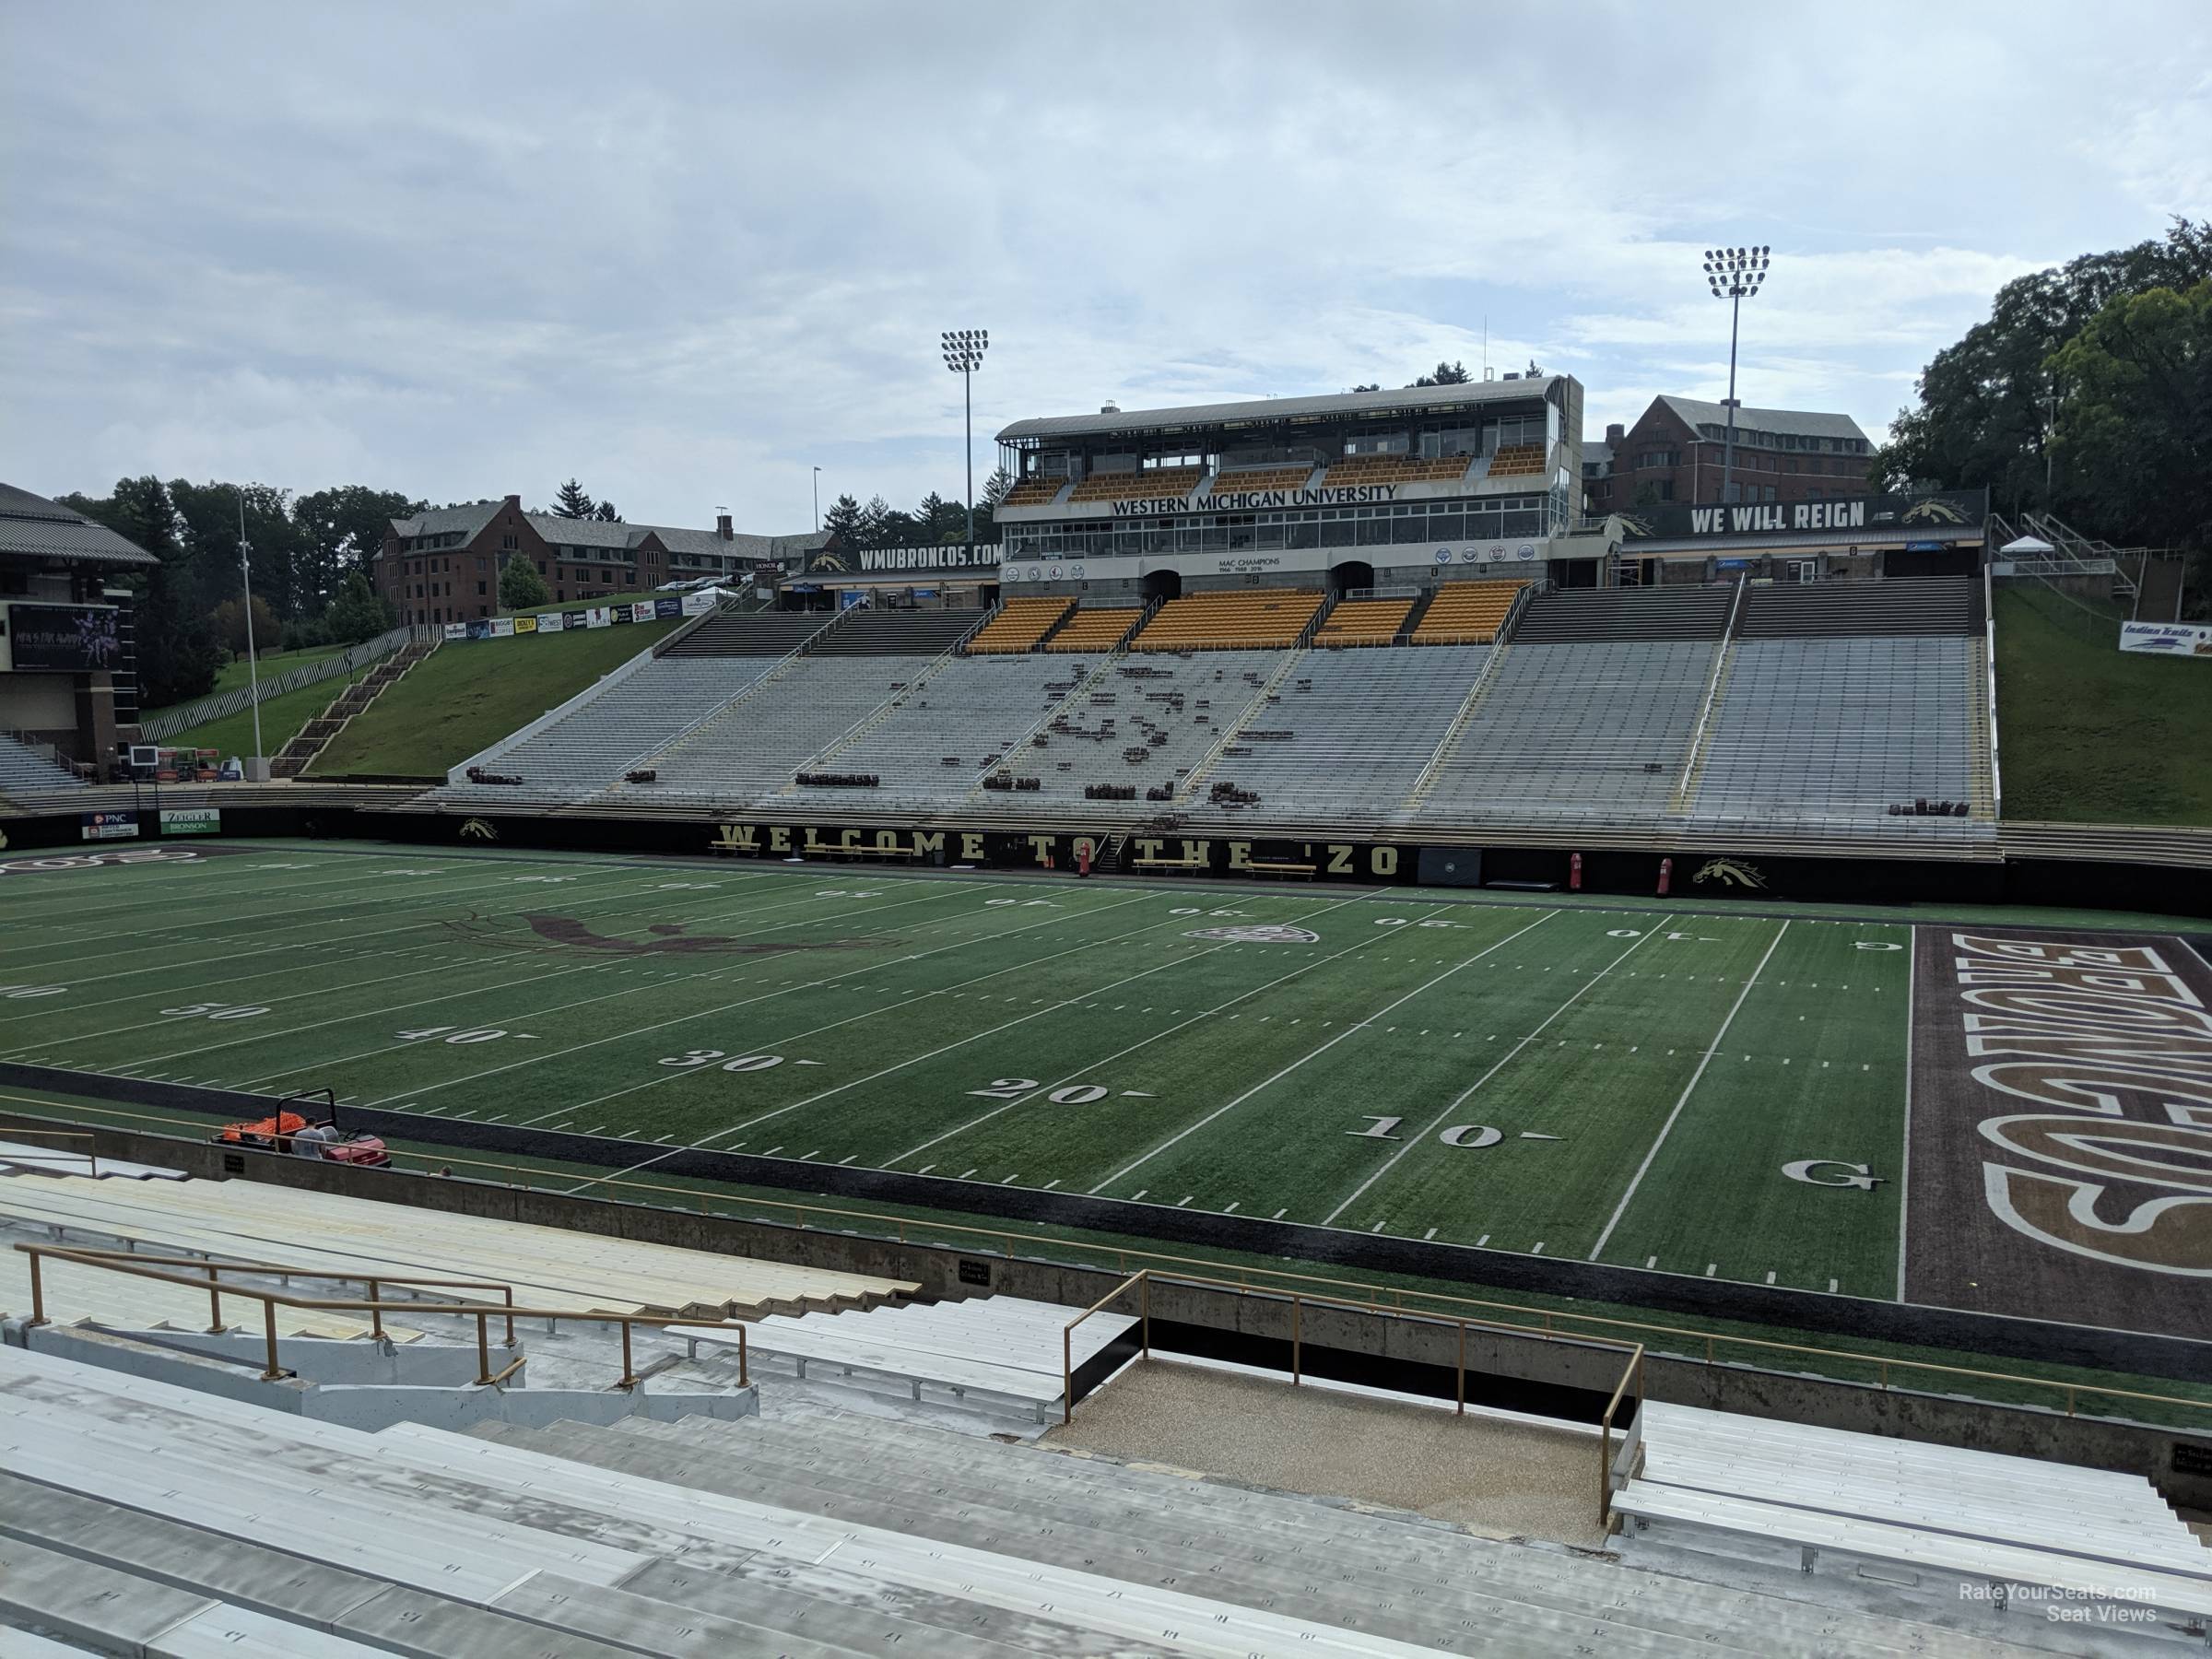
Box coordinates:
[277,637,439,778]
[1510,585,1734,643]
[0,735,84,794]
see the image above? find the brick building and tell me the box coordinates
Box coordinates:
[1582,396,1874,517]
[373,495,831,627]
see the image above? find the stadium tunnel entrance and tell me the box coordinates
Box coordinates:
[1141,568,1182,604]
[1328,559,1375,595]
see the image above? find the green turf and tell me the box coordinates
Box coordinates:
[304,620,678,777]
[161,665,378,759]
[5,841,2200,1324]
[1994,583,2212,825]
[203,641,352,698]
[0,842,1942,1306]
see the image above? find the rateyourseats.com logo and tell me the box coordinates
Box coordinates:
[1958,1583,2159,1625]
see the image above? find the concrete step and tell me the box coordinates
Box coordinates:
[522,1421,1895,1659]
[0,1471,631,1659]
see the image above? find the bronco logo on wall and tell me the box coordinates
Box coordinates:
[1692,857,1767,889]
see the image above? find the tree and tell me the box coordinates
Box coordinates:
[293,486,422,603]
[322,568,397,644]
[1874,218,2212,512]
[551,478,596,519]
[210,594,281,657]
[1412,360,1472,387]
[821,492,864,546]
[60,477,223,708]
[594,500,621,522]
[1348,382,1382,394]
[974,466,1015,546]
[500,554,551,611]
[915,489,965,545]
[857,494,907,547]
[2048,279,2212,576]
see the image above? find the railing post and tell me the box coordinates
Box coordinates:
[1140,1273,1150,1359]
[366,1279,383,1341]
[739,1324,748,1388]
[476,1312,491,1385]
[1600,1415,1612,1530]
[619,1320,635,1389]
[1456,1321,1466,1416]
[1062,1324,1073,1425]
[1291,1295,1302,1386]
[261,1299,283,1381]
[27,1250,46,1327]
[503,1287,516,1349]
[206,1265,224,1334]
[1878,1359,1889,1392]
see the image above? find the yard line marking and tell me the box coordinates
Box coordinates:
[257,879,1042,1096]
[1589,919,1792,1262]
[1041,1179,1059,1191]
[1272,1208,1287,1219]
[1645,1255,1657,1269]
[1423,1227,1437,1241]
[1320,922,1666,1225]
[880,889,1406,1167]
[1224,1201,1238,1214]
[1896,924,1915,1303]
[527,888,1194,1127]
[1088,911,1559,1197]
[76,877,950,1077]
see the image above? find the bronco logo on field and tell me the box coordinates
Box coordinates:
[1184,924,1320,945]
[1692,857,1767,890]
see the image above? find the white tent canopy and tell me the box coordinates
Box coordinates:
[2000,535,2056,556]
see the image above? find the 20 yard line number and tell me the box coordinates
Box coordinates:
[969,1077,1110,1106]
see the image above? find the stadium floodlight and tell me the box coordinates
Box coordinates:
[942,328,989,553]
[1703,245,1772,508]
[237,488,265,774]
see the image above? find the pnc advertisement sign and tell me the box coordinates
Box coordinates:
[80,809,139,841]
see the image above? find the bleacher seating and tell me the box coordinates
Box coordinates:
[1312,595,1413,646]
[1066,465,1204,504]
[1691,638,1983,823]
[684,1294,1135,1422]
[1000,472,1066,507]
[1006,651,1284,802]
[1512,584,1734,642]
[809,608,979,656]
[660,608,832,656]
[1483,442,1547,477]
[1417,641,1718,820]
[1200,645,1490,819]
[0,734,84,793]
[1618,1401,2212,1634]
[1739,576,1977,637]
[1320,453,1474,487]
[809,653,1088,808]
[964,594,1072,653]
[436,654,782,804]
[1209,463,1317,493]
[1412,579,1528,644]
[1043,605,1142,653]
[606,653,938,806]
[1133,588,1322,651]
[0,1167,912,1315]
[1,1341,2023,1659]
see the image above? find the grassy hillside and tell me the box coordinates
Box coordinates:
[306,619,680,778]
[163,665,376,760]
[1994,584,2212,824]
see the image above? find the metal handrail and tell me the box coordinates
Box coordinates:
[0,1126,97,1177]
[18,1107,2212,1431]
[13,1241,747,1391]
[1057,1267,1644,1524]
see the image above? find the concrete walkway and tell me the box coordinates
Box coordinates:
[1042,1358,1607,1548]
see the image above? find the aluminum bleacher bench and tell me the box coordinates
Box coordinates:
[1129,855,1208,873]
[1246,860,1316,878]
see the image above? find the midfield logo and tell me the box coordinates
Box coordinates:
[1184,924,1319,944]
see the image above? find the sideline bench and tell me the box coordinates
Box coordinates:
[1129,856,1208,874]
[1246,861,1316,879]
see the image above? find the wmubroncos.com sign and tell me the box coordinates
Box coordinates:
[1616,488,1987,542]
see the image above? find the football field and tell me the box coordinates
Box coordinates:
[1,839,1939,1301]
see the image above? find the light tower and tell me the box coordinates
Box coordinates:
[941,329,988,551]
[1704,246,1771,507]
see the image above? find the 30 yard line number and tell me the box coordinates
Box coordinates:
[659,1050,785,1072]
[161,1001,269,1020]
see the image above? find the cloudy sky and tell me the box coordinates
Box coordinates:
[4,2,2207,532]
